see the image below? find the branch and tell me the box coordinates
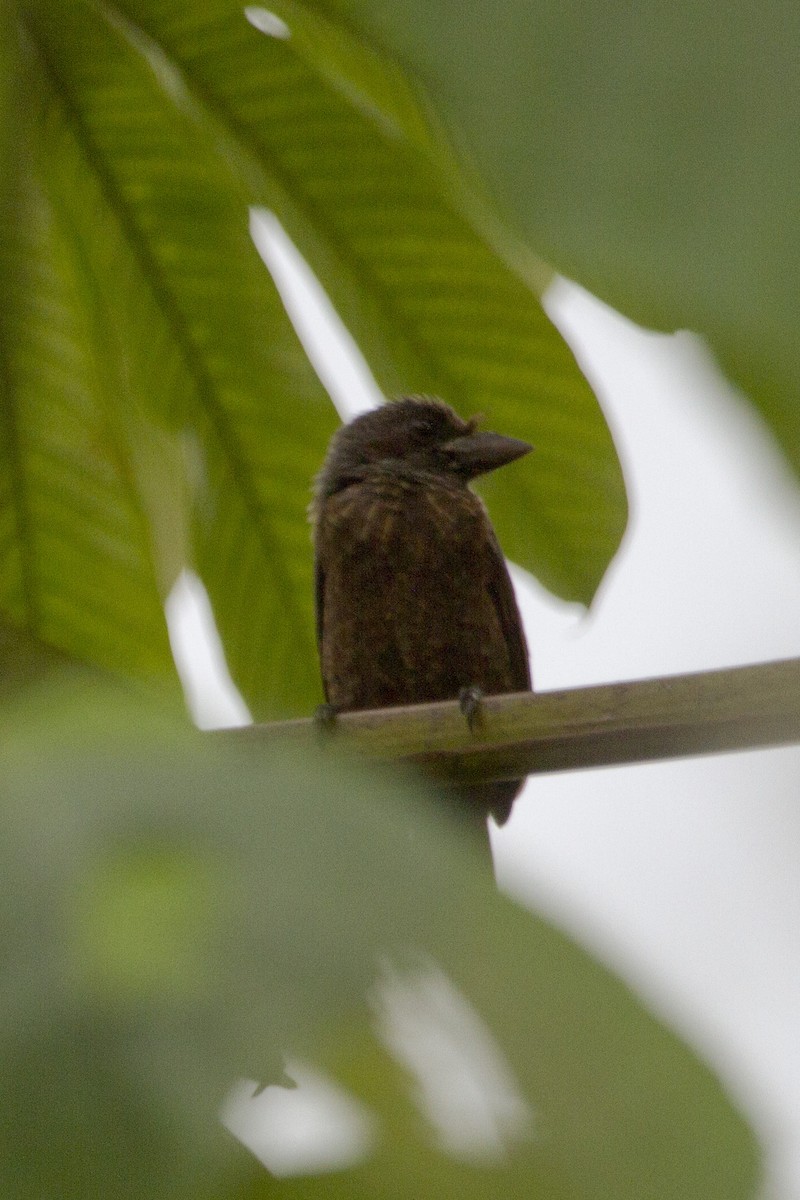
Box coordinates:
[237,658,800,784]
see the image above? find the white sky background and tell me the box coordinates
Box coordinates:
[175,211,800,1197]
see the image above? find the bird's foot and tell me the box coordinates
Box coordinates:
[458,685,485,733]
[313,702,340,736]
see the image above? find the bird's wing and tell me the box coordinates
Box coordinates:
[483,524,531,691]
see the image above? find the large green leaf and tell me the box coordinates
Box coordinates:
[4,0,631,711]
[324,0,800,479]
[7,1,339,712]
[117,0,627,603]
[1,682,759,1199]
[0,120,177,681]
[20,0,623,614]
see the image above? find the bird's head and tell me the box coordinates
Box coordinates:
[315,396,532,499]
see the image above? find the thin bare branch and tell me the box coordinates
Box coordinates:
[233,658,800,783]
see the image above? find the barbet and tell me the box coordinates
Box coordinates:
[312,396,532,827]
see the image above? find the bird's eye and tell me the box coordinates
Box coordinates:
[409,417,437,440]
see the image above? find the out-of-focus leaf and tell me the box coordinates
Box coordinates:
[325,0,800,481]
[1,683,759,1200]
[235,920,759,1200]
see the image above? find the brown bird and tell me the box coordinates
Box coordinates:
[311,396,532,830]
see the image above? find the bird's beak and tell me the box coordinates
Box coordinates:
[444,430,533,479]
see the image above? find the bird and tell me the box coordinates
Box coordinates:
[311,395,532,832]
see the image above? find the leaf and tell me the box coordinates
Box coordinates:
[0,0,16,220]
[3,0,630,718]
[5,0,338,713]
[0,129,178,681]
[99,0,628,602]
[324,0,800,479]
[1,682,759,1200]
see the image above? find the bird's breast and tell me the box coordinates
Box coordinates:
[315,470,516,709]
[323,472,485,564]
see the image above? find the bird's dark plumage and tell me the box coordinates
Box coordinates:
[311,396,532,827]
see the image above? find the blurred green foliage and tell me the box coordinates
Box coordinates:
[1,681,759,1199]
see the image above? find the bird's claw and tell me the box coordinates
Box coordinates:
[458,685,485,733]
[314,702,340,736]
